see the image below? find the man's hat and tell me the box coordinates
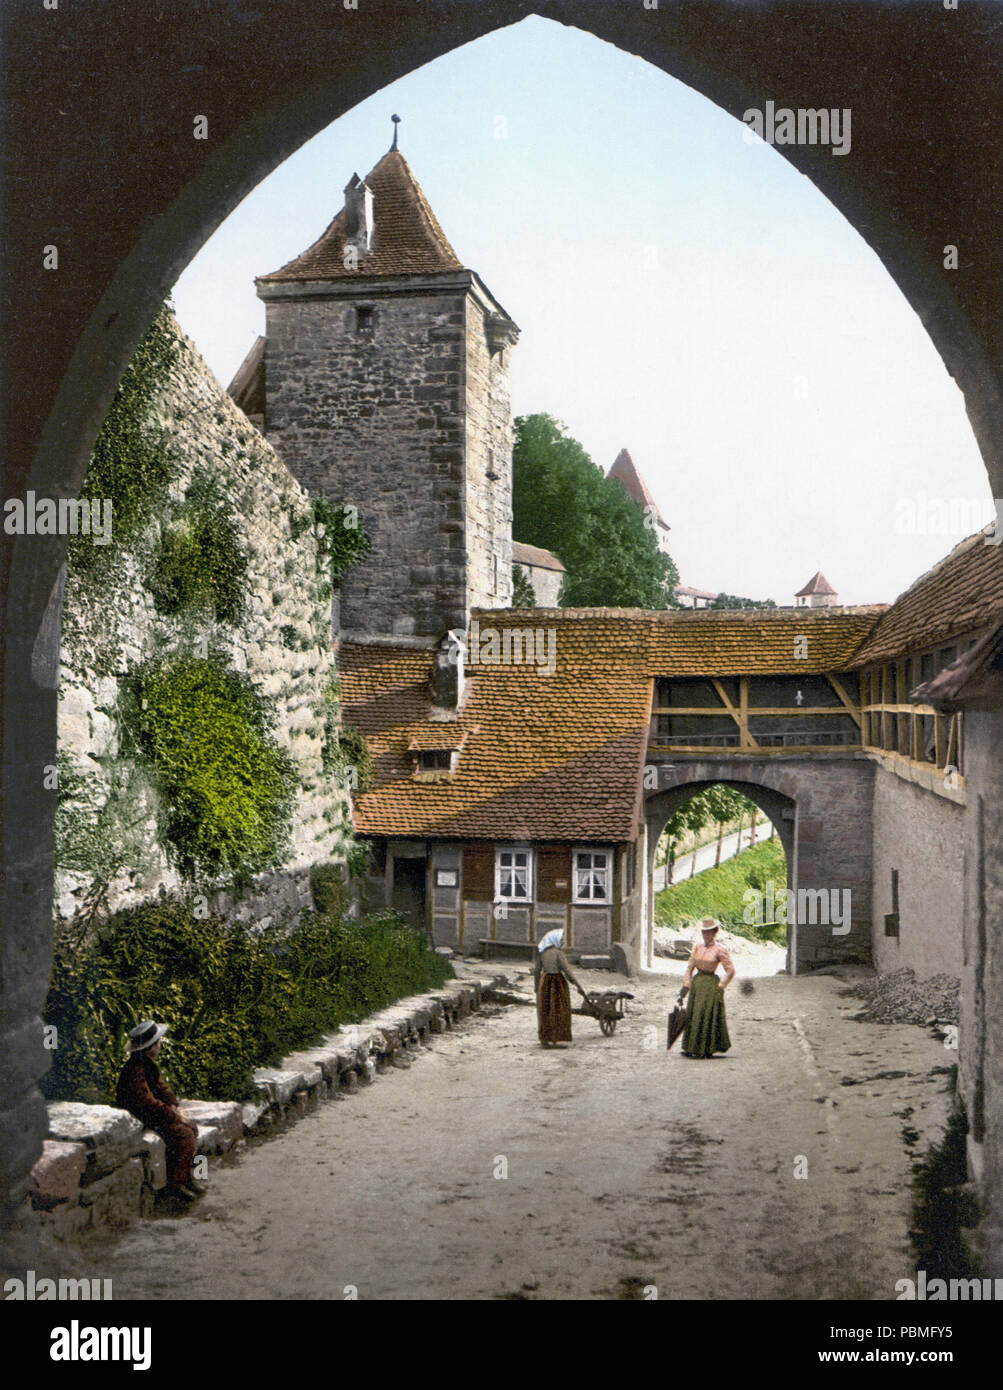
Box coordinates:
[699,918,720,932]
[128,1019,168,1052]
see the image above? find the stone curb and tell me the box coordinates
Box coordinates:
[31,975,491,1241]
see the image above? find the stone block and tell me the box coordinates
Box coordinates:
[47,1103,144,1178]
[140,1131,167,1190]
[252,1068,307,1106]
[178,1100,244,1151]
[79,1157,145,1228]
[242,1101,271,1134]
[29,1139,88,1207]
[195,1125,220,1154]
[281,1049,343,1083]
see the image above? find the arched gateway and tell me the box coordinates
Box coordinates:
[644,762,868,976]
[2,2,1002,1265]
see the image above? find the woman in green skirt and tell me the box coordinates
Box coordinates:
[681,919,735,1057]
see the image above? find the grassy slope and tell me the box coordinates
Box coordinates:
[655,838,788,946]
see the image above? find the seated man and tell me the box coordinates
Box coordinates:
[116,1019,203,1201]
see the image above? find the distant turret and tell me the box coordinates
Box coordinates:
[795,571,839,608]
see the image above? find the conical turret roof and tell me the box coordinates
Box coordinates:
[258,147,465,283]
[796,571,838,597]
[607,448,669,529]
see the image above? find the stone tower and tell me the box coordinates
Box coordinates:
[251,141,520,642]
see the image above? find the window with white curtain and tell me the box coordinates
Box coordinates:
[574,848,609,902]
[495,847,533,902]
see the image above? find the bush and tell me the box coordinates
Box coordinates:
[120,651,296,881]
[42,895,454,1104]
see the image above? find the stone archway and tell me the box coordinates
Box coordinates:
[645,777,796,972]
[645,755,875,975]
[3,1,1002,1223]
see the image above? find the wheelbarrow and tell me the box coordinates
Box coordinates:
[573,989,635,1036]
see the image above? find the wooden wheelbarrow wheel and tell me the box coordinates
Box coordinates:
[599,1015,617,1036]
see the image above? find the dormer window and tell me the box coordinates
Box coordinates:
[417,749,453,772]
[409,733,467,777]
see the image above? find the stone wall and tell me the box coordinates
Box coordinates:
[871,767,965,979]
[959,712,1003,1271]
[55,310,350,926]
[463,290,514,611]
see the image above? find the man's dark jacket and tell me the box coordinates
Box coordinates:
[115,1050,181,1130]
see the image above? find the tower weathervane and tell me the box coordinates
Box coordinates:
[391,114,401,150]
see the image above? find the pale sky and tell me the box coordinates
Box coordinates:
[172,16,992,609]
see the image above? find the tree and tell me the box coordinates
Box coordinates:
[511,564,537,607]
[708,593,777,611]
[512,414,678,609]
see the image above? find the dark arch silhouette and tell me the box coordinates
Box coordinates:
[2,0,1001,1217]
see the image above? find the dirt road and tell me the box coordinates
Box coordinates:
[90,959,954,1300]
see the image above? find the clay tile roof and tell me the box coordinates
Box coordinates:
[512,541,565,572]
[339,607,885,841]
[257,148,465,283]
[795,570,838,597]
[847,530,1003,668]
[607,449,669,529]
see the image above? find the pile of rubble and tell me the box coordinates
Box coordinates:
[851,968,960,1027]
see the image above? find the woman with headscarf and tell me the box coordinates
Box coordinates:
[680,918,735,1058]
[534,927,586,1047]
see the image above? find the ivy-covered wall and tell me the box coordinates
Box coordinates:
[56,306,354,926]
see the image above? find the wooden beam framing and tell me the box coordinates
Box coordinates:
[710,678,760,749]
[824,673,862,728]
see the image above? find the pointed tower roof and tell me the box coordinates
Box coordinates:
[796,570,838,597]
[607,448,669,529]
[258,147,465,283]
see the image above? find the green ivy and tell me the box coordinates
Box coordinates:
[69,305,180,577]
[333,722,374,793]
[41,895,453,1104]
[120,651,296,881]
[147,498,246,624]
[311,497,373,584]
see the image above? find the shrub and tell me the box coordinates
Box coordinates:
[120,651,296,881]
[335,723,374,792]
[42,895,454,1104]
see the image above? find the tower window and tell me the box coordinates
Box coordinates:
[356,306,374,333]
